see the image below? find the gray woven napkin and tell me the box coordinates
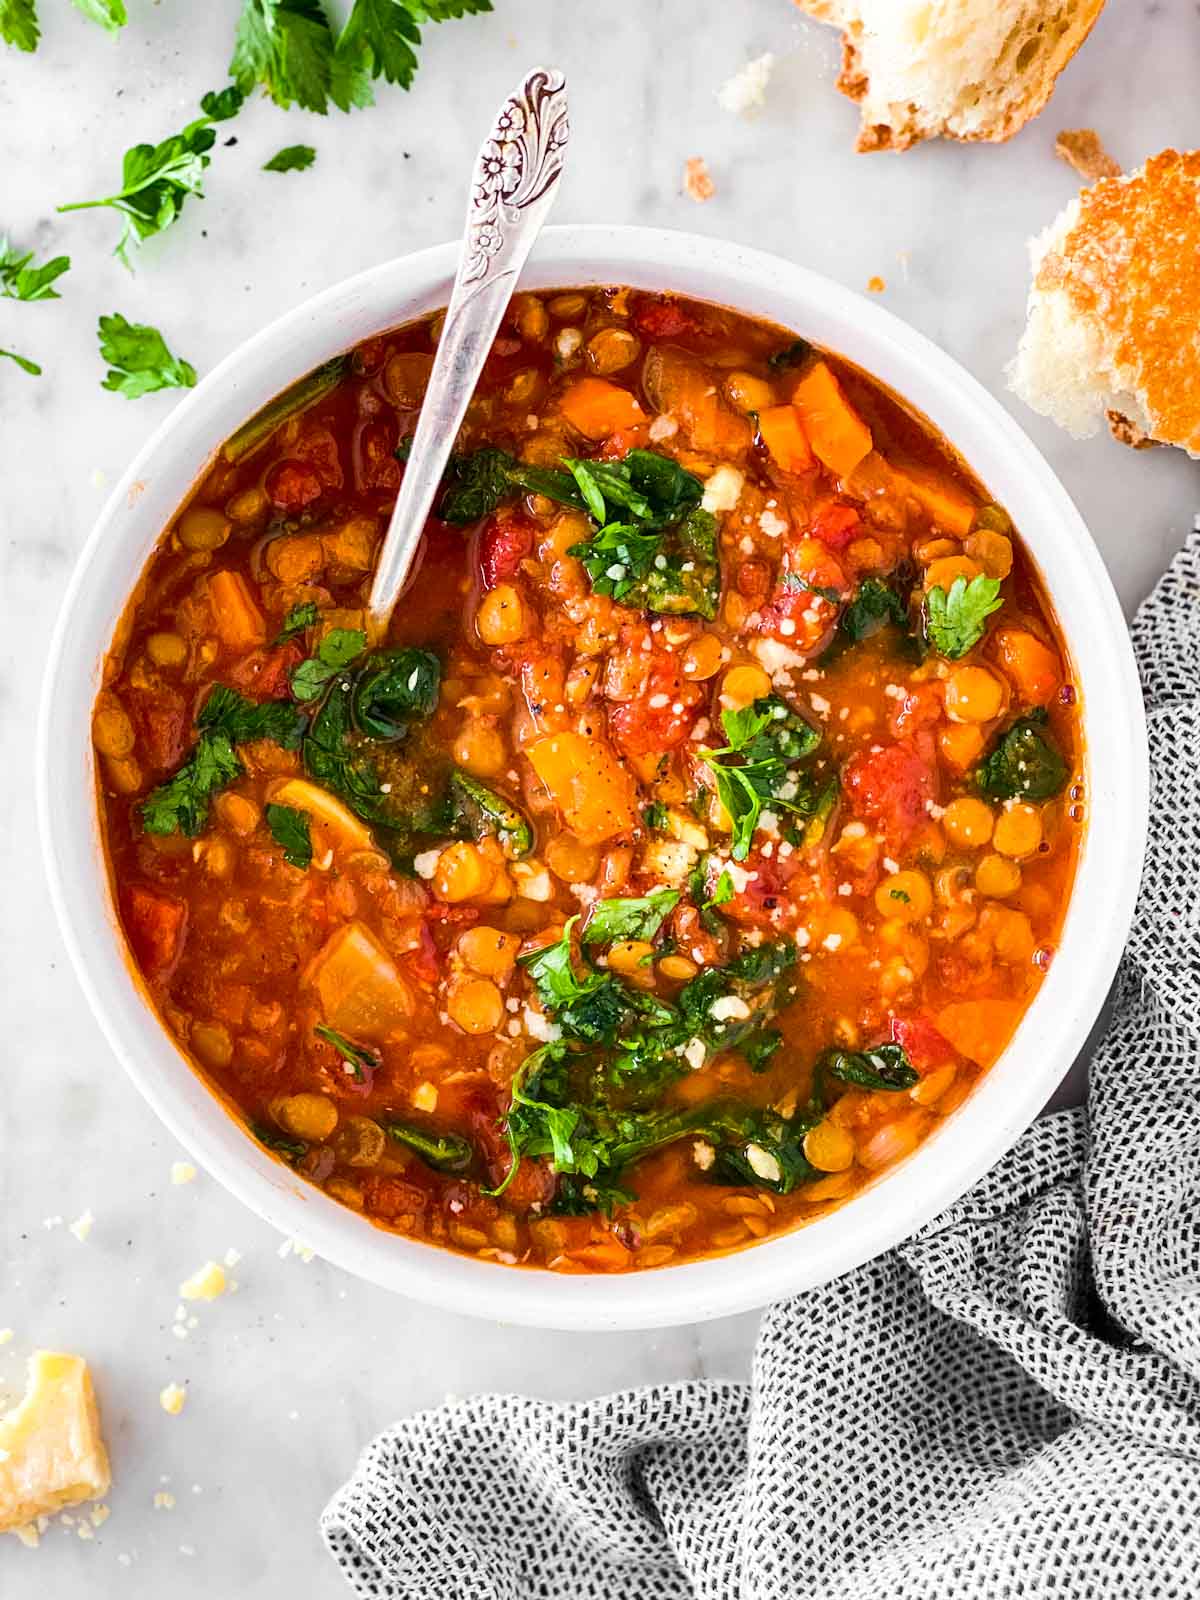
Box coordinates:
[322,533,1200,1600]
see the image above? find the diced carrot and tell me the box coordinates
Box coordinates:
[891,463,976,537]
[125,884,188,978]
[558,378,646,441]
[527,732,637,844]
[790,361,873,480]
[992,628,1061,707]
[308,920,414,1041]
[641,346,753,458]
[757,404,814,474]
[935,999,1021,1067]
[208,570,266,651]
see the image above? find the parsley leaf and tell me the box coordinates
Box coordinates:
[98,314,197,398]
[0,238,70,302]
[70,0,126,33]
[265,801,313,868]
[709,868,734,906]
[141,685,305,837]
[200,84,247,121]
[582,889,679,946]
[264,143,317,172]
[840,577,908,642]
[642,801,669,831]
[0,0,38,50]
[314,1022,379,1083]
[0,347,41,375]
[274,600,321,643]
[289,627,367,701]
[232,0,372,114]
[59,112,220,265]
[336,0,493,94]
[925,573,1003,659]
[701,695,823,860]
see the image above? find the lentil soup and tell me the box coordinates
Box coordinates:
[95,288,1083,1273]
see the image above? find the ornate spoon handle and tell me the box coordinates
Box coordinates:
[367,68,570,628]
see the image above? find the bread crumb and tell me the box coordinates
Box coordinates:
[178,1262,226,1302]
[68,1211,94,1244]
[683,157,715,203]
[170,1162,197,1186]
[159,1383,187,1416]
[866,275,886,293]
[153,1491,175,1511]
[1106,409,1159,450]
[717,52,774,117]
[1055,128,1120,182]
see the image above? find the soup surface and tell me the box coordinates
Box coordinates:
[95,288,1083,1272]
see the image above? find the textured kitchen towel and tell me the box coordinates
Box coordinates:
[322,534,1200,1600]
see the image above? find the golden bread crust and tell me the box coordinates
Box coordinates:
[1037,149,1200,453]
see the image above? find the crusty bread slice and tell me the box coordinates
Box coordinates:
[797,0,1106,152]
[1009,150,1200,456]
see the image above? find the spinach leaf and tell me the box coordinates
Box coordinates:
[678,939,797,1055]
[701,695,824,859]
[251,1122,308,1161]
[274,600,321,643]
[642,801,669,830]
[450,770,533,858]
[582,889,679,946]
[141,685,305,837]
[290,627,367,700]
[97,313,197,398]
[223,356,348,463]
[314,1022,380,1084]
[383,1118,474,1174]
[977,709,1069,801]
[0,237,70,302]
[767,338,813,372]
[438,446,582,524]
[264,143,317,172]
[351,647,440,738]
[840,577,909,642]
[265,802,312,868]
[816,1042,918,1098]
[925,573,1003,659]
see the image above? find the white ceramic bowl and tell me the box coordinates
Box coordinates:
[38,226,1147,1330]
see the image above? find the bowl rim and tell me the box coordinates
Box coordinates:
[37,224,1148,1330]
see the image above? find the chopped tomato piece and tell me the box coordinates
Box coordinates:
[363,1175,429,1220]
[479,513,536,588]
[843,741,938,846]
[227,643,302,700]
[131,689,186,770]
[711,850,803,930]
[608,654,703,757]
[889,1015,956,1074]
[631,299,698,339]
[809,500,863,551]
[756,538,848,652]
[125,885,188,978]
[266,461,324,512]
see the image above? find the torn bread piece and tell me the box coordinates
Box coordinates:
[1009,149,1200,455]
[1055,127,1120,181]
[797,0,1106,152]
[0,1352,111,1536]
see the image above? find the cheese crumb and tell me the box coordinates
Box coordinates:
[717,52,775,116]
[648,414,678,442]
[710,995,751,1023]
[758,507,788,539]
[68,1211,94,1244]
[170,1162,197,1186]
[745,1144,783,1185]
[683,1038,707,1072]
[692,1139,716,1171]
[413,847,441,881]
[701,464,745,515]
[159,1383,187,1416]
[178,1262,226,1302]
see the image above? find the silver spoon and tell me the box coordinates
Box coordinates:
[367,67,570,632]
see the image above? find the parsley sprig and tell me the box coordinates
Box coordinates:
[289,627,368,701]
[265,802,313,868]
[0,347,41,376]
[925,573,1003,659]
[700,696,823,860]
[0,237,69,302]
[98,313,197,398]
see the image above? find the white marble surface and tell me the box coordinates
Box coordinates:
[1,1,1196,1593]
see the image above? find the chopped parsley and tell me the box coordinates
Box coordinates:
[289,626,368,700]
[925,573,1003,659]
[97,313,196,398]
[0,237,69,302]
[265,802,313,868]
[263,143,317,172]
[274,600,321,643]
